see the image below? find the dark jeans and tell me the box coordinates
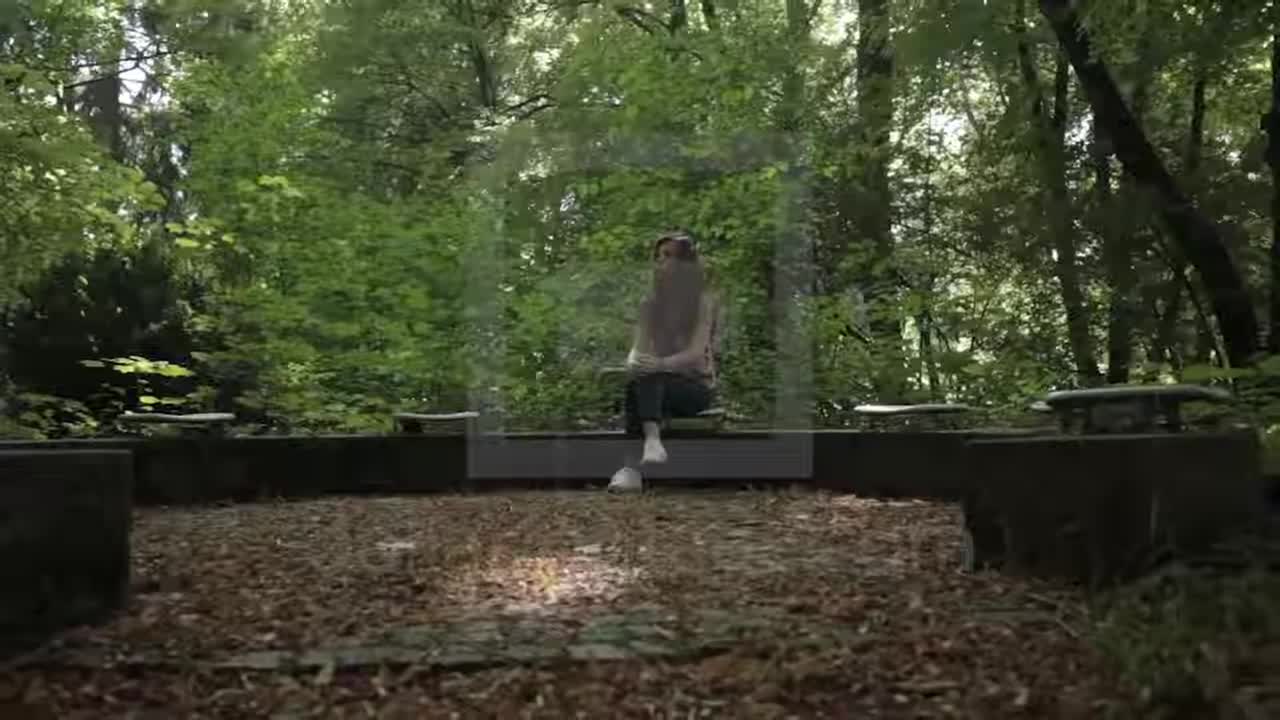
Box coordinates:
[625,372,713,435]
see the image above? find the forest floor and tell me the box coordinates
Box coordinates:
[4,490,1139,718]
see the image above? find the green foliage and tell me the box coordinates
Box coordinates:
[8,392,101,439]
[0,0,164,303]
[3,0,1280,436]
[1091,563,1280,713]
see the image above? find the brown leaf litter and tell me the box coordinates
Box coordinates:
[4,490,1131,718]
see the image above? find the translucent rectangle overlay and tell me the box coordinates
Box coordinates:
[462,130,814,480]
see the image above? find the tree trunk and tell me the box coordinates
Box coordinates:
[81,74,126,162]
[1099,52,1153,381]
[1268,29,1280,352]
[1153,275,1185,370]
[918,312,942,399]
[700,0,718,30]
[1099,31,1158,383]
[668,0,687,33]
[1040,0,1260,368]
[457,0,497,111]
[857,0,893,267]
[1153,66,1207,367]
[1096,118,1135,383]
[1016,4,1100,384]
[855,0,905,399]
[1148,61,1209,370]
[1050,52,1103,385]
[777,0,808,133]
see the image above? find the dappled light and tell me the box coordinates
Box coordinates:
[441,551,645,613]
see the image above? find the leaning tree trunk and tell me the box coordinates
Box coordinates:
[1040,0,1260,368]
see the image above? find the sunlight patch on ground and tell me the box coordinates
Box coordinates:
[441,548,644,614]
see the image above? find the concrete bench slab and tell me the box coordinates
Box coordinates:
[1043,384,1234,434]
[393,411,480,434]
[852,403,976,432]
[119,412,236,424]
[118,412,235,436]
[853,403,974,416]
[393,411,481,422]
[1044,384,1233,406]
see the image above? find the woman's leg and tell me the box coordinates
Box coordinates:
[662,375,714,418]
[624,374,665,436]
[623,373,713,465]
[623,374,670,464]
[609,375,662,491]
[609,374,715,490]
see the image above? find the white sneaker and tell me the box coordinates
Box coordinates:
[607,466,643,493]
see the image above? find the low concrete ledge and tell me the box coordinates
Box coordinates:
[811,428,1048,501]
[961,431,1264,587]
[0,428,1046,506]
[0,450,133,655]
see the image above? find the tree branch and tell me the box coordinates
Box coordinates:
[616,6,665,35]
[61,58,150,92]
[36,48,177,73]
[502,93,555,119]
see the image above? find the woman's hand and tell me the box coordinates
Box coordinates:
[626,350,662,374]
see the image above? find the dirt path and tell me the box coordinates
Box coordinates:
[4,490,1129,718]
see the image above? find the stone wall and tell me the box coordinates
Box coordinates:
[0,450,132,655]
[962,431,1265,587]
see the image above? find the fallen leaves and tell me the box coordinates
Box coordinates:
[8,490,1129,717]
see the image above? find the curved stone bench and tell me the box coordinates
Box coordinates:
[0,450,132,656]
[392,411,480,434]
[118,411,236,437]
[853,403,974,416]
[853,403,975,430]
[1043,384,1234,434]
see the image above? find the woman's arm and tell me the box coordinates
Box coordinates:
[626,324,644,365]
[627,317,661,372]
